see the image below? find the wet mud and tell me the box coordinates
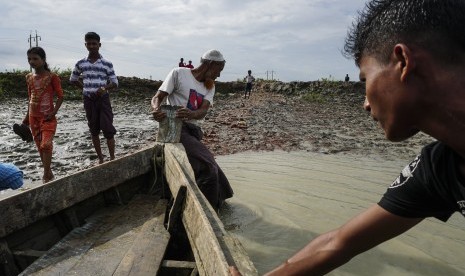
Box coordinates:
[0,97,156,185]
[1,89,433,188]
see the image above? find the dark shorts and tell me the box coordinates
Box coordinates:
[246,82,253,92]
[83,93,116,139]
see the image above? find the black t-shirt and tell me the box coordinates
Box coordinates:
[378,141,465,222]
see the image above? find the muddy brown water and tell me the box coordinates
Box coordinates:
[2,99,465,275]
[217,151,465,276]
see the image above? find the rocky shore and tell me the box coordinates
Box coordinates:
[204,81,433,160]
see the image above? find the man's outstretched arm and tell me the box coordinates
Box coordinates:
[265,205,423,276]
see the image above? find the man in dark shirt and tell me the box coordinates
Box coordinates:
[262,0,465,275]
[178,58,186,67]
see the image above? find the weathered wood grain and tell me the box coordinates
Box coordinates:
[0,146,155,238]
[162,143,258,276]
[0,239,20,276]
[2,142,257,276]
[113,199,169,276]
[162,260,197,269]
[20,195,167,276]
[167,185,187,234]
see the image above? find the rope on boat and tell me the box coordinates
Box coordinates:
[150,144,166,197]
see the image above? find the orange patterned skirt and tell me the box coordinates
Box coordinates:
[29,116,57,153]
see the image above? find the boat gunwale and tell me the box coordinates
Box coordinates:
[0,146,155,238]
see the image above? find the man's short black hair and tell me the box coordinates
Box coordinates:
[85,32,100,42]
[344,0,465,66]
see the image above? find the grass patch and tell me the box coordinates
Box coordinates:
[301,91,326,103]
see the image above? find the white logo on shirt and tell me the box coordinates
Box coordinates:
[389,155,421,189]
[457,201,465,216]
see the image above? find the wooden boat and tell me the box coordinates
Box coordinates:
[0,143,257,276]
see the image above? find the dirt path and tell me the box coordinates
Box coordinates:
[202,88,433,160]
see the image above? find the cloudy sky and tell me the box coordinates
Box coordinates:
[0,0,366,82]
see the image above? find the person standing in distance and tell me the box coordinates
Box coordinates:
[186,60,194,69]
[70,32,118,164]
[179,57,186,67]
[244,70,255,99]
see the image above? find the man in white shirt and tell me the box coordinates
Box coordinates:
[244,70,255,99]
[151,50,233,211]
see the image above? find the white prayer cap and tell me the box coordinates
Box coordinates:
[201,49,225,62]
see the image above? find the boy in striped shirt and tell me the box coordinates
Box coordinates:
[70,32,118,164]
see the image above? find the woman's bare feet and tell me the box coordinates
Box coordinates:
[43,172,54,183]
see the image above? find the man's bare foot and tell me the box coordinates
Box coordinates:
[43,173,54,184]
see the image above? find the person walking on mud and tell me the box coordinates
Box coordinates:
[151,49,234,211]
[70,32,118,165]
[23,47,63,183]
[244,70,255,99]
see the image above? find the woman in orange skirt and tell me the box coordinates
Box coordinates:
[23,47,64,183]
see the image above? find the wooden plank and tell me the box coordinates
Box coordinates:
[159,260,197,276]
[20,195,164,276]
[163,144,227,276]
[0,239,20,276]
[0,146,155,238]
[162,143,258,276]
[20,202,134,275]
[167,185,187,234]
[113,199,169,276]
[12,249,45,258]
[190,267,199,276]
[162,260,197,269]
[64,195,163,275]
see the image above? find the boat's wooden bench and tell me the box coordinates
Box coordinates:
[19,194,169,276]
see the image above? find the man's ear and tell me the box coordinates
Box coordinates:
[393,44,414,82]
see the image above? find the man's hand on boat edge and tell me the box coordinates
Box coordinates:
[229,266,242,276]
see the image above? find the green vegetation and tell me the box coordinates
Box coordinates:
[0,71,29,98]
[301,91,326,103]
[0,70,364,103]
[0,70,161,101]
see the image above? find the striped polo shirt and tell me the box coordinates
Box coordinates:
[70,55,118,97]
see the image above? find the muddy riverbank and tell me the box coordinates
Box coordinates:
[0,79,434,186]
